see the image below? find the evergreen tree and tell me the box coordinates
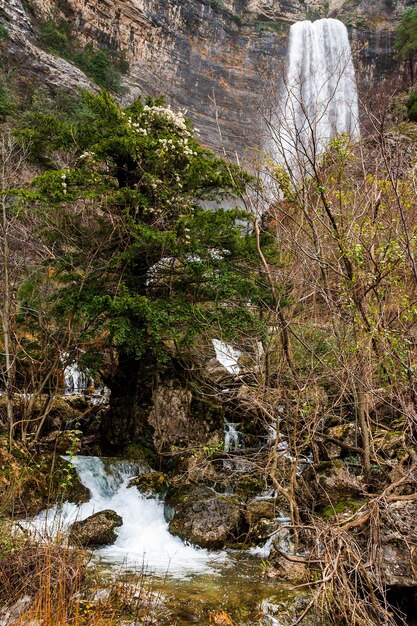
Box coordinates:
[395,7,417,83]
[24,91,266,449]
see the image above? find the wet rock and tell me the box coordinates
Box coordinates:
[128,471,169,496]
[245,498,276,525]
[69,509,123,547]
[168,484,243,549]
[244,498,279,543]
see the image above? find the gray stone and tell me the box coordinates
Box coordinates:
[69,509,123,547]
[168,484,243,549]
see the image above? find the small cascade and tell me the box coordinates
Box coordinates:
[224,420,240,452]
[63,362,89,394]
[276,18,359,172]
[30,457,218,576]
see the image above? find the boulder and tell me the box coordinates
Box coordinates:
[245,498,276,526]
[302,461,364,510]
[325,423,357,459]
[244,498,287,544]
[128,471,169,496]
[148,381,210,450]
[69,510,122,547]
[167,484,243,549]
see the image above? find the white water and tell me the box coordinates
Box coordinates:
[212,339,242,375]
[64,362,88,394]
[276,18,359,171]
[224,420,240,452]
[30,457,219,576]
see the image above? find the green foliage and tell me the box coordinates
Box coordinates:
[406,88,417,121]
[0,23,9,41]
[24,91,265,369]
[38,20,129,93]
[395,8,417,61]
[0,78,15,121]
[255,21,289,35]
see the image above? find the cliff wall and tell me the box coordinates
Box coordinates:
[0,0,406,158]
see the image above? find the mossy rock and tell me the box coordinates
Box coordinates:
[167,484,244,549]
[128,471,169,495]
[373,429,408,460]
[0,436,88,516]
[69,509,123,547]
[318,499,364,520]
[234,475,265,500]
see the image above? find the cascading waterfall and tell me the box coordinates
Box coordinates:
[64,362,88,393]
[276,18,360,171]
[224,420,240,452]
[30,457,219,575]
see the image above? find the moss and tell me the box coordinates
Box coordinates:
[124,442,156,466]
[319,499,363,520]
[0,437,89,516]
[255,21,290,36]
[235,476,265,500]
[0,23,9,41]
[129,471,169,495]
[210,0,242,25]
[315,460,344,473]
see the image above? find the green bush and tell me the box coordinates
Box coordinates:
[38,20,128,93]
[39,19,71,55]
[73,44,124,93]
[0,78,15,121]
[0,23,9,41]
[406,89,417,121]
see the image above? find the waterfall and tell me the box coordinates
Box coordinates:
[276,18,359,171]
[224,420,240,452]
[30,457,219,575]
[63,359,89,394]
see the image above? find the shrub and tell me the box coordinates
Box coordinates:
[0,78,15,121]
[38,20,128,93]
[406,88,417,121]
[0,23,9,41]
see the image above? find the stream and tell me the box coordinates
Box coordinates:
[29,456,299,625]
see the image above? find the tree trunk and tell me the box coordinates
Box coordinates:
[101,352,157,453]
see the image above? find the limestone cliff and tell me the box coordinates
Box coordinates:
[0,0,405,158]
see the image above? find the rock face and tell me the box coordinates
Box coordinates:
[302,461,364,510]
[69,509,123,547]
[379,500,417,587]
[167,484,243,548]
[148,381,210,451]
[0,0,400,160]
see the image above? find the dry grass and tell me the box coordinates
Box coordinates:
[0,533,117,625]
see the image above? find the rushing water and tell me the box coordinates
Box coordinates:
[31,457,218,575]
[26,457,306,623]
[276,18,359,172]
